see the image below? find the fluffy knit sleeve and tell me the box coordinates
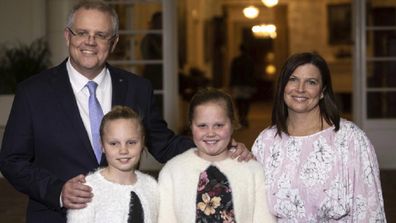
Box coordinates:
[141,173,160,223]
[67,203,95,223]
[252,162,276,223]
[66,181,95,223]
[157,164,178,223]
[345,122,386,222]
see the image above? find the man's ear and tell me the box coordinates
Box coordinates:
[64,28,71,47]
[110,35,119,52]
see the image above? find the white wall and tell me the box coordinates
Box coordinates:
[46,0,75,65]
[0,0,46,121]
[0,0,45,128]
[0,0,46,45]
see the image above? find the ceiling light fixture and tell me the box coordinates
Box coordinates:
[252,24,277,39]
[261,0,278,8]
[243,5,259,19]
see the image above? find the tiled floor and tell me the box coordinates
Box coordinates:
[0,102,395,222]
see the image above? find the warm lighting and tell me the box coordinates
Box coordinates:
[261,0,278,8]
[243,5,259,19]
[265,64,277,76]
[252,24,277,39]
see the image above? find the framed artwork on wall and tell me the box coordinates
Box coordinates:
[327,3,352,45]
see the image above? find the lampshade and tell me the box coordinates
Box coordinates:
[261,0,278,8]
[243,5,259,19]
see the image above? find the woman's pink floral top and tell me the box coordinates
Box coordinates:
[252,119,386,222]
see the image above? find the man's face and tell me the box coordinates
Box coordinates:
[64,8,118,79]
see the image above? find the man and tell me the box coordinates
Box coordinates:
[230,44,256,127]
[0,1,250,222]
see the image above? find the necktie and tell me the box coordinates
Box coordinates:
[86,81,103,163]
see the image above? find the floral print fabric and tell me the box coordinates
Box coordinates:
[196,165,236,223]
[252,119,386,222]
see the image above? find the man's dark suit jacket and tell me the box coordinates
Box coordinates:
[0,60,194,223]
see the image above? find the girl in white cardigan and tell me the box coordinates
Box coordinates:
[158,88,275,223]
[67,106,158,223]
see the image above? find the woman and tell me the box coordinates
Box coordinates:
[252,52,386,222]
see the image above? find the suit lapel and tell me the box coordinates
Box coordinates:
[49,61,97,163]
[109,66,128,106]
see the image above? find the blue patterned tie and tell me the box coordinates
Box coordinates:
[86,81,103,163]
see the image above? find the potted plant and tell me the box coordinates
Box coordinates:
[0,38,51,139]
[0,37,51,94]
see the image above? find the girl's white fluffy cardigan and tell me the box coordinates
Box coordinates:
[67,169,158,223]
[157,149,276,223]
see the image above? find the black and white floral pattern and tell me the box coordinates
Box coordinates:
[252,119,387,222]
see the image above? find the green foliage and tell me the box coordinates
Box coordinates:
[0,38,51,94]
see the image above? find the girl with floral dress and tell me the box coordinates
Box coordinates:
[157,88,275,223]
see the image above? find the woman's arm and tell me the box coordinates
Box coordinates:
[253,164,277,223]
[349,126,387,222]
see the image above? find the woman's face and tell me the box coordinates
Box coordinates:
[284,63,324,117]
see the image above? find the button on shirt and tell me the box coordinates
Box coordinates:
[66,59,112,148]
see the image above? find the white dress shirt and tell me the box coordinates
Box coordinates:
[66,59,112,147]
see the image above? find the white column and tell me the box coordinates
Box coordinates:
[163,0,179,131]
[46,0,76,65]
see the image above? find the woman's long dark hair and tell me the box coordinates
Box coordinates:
[272,52,340,136]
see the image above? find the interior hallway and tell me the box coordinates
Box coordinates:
[0,102,395,222]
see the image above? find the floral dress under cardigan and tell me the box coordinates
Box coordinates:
[196,165,236,222]
[252,119,386,223]
[157,149,276,223]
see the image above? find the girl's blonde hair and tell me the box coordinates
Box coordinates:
[99,105,145,142]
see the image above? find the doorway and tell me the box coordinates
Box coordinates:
[224,4,288,103]
[241,27,275,102]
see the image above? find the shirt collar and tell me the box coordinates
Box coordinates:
[66,58,107,92]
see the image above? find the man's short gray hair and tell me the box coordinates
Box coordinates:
[66,0,119,35]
